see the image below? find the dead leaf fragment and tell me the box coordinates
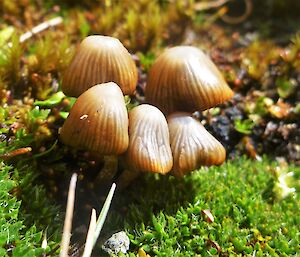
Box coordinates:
[138,248,151,257]
[207,239,221,252]
[268,100,291,119]
[201,209,214,223]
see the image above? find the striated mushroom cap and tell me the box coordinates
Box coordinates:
[60,82,129,154]
[168,112,226,177]
[146,46,234,114]
[126,104,173,174]
[62,35,138,97]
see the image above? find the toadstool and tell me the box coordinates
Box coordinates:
[62,35,138,97]
[125,104,173,174]
[145,46,234,114]
[60,82,129,155]
[167,112,226,177]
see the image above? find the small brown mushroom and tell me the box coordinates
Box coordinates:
[62,35,138,97]
[145,46,234,114]
[126,104,173,174]
[167,112,225,177]
[60,82,129,155]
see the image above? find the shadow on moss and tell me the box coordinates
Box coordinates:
[101,157,299,256]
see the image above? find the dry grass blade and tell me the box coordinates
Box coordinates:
[82,209,97,257]
[194,0,229,11]
[59,173,77,257]
[93,183,116,247]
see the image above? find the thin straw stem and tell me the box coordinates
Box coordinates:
[59,173,77,257]
[82,209,97,257]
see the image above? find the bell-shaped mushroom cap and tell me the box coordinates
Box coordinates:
[168,112,226,177]
[62,35,138,97]
[60,82,129,154]
[146,46,234,114]
[126,104,173,174]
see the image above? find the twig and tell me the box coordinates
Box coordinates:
[0,147,32,160]
[194,0,230,11]
[8,16,63,47]
[194,0,253,24]
[20,16,63,43]
[221,0,253,24]
[60,173,77,257]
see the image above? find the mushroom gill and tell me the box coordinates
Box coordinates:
[168,112,226,177]
[126,104,173,174]
[146,46,234,114]
[62,35,138,97]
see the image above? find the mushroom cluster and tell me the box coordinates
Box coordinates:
[60,35,234,179]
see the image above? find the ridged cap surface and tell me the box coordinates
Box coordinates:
[60,82,129,154]
[168,112,226,177]
[62,35,138,97]
[126,104,173,174]
[146,46,234,114]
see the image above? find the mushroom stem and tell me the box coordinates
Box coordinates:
[113,156,142,190]
[112,156,127,182]
[95,155,119,186]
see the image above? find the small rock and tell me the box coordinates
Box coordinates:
[102,231,130,255]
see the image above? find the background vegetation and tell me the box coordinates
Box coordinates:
[0,0,299,256]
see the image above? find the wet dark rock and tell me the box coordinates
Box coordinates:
[224,106,243,122]
[206,115,240,152]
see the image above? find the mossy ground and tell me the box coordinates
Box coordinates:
[0,0,299,256]
[1,155,299,256]
[104,157,299,256]
[0,162,61,256]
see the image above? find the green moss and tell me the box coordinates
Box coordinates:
[0,2,299,257]
[105,157,299,256]
[0,101,61,256]
[0,34,24,93]
[0,162,61,256]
